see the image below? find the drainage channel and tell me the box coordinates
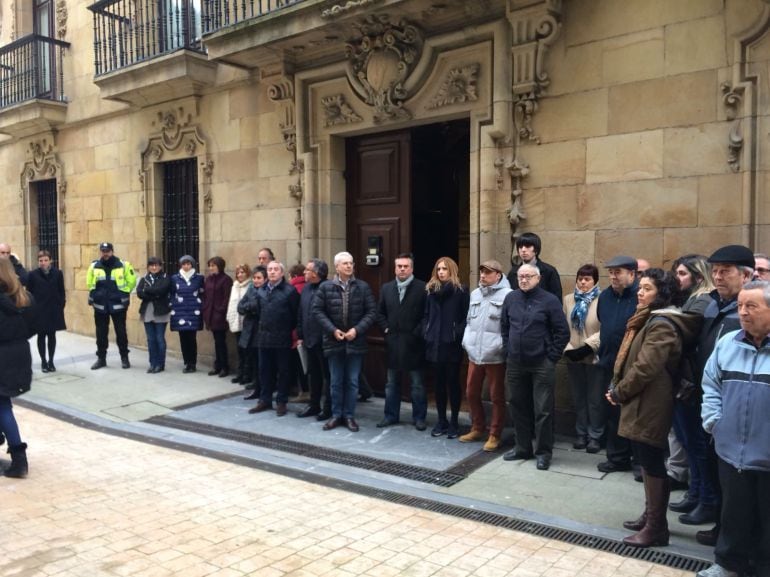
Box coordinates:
[19,399,712,573]
[145,414,492,487]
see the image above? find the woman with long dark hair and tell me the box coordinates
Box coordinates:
[424,257,469,439]
[0,258,35,478]
[27,250,65,372]
[607,268,701,548]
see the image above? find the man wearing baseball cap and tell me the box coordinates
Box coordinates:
[595,255,639,476]
[86,242,137,369]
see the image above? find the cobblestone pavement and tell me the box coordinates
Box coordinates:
[2,407,694,577]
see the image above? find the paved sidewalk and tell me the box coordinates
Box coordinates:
[4,406,695,577]
[17,331,713,571]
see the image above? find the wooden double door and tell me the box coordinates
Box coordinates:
[345,120,470,395]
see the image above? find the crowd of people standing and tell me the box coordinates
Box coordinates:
[0,235,767,577]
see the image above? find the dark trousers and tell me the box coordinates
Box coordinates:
[94,310,128,359]
[307,344,330,411]
[37,331,57,363]
[259,347,291,405]
[211,329,229,371]
[506,357,555,457]
[631,441,667,478]
[602,364,633,466]
[716,457,770,576]
[566,361,607,441]
[673,400,720,505]
[178,331,198,366]
[432,361,461,425]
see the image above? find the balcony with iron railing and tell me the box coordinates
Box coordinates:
[0,34,70,137]
[88,0,219,106]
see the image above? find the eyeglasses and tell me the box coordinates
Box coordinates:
[517,274,538,280]
[755,268,770,275]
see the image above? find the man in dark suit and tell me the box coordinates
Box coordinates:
[376,253,428,431]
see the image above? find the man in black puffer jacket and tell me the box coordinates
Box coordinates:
[312,251,376,433]
[245,261,299,417]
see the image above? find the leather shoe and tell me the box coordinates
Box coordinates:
[91,359,106,370]
[182,365,196,373]
[316,411,331,422]
[121,357,130,369]
[679,503,718,525]
[414,420,426,431]
[275,403,287,417]
[297,406,321,418]
[586,439,601,453]
[48,362,56,372]
[323,417,342,431]
[146,367,154,374]
[695,526,719,547]
[377,418,397,428]
[346,418,359,432]
[244,390,259,400]
[41,363,50,373]
[248,401,271,414]
[669,494,698,513]
[503,450,532,461]
[218,369,229,378]
[536,455,551,470]
[597,460,632,473]
[152,366,164,373]
[207,369,219,376]
[573,437,587,450]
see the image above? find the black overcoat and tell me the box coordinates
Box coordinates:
[377,278,426,370]
[0,293,33,397]
[423,283,470,363]
[27,267,66,332]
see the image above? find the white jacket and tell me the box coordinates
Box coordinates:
[462,275,512,365]
[226,278,251,333]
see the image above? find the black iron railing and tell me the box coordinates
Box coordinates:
[36,179,60,267]
[202,0,304,35]
[162,158,199,270]
[0,34,69,109]
[88,0,205,76]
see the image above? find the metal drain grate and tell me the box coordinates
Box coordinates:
[145,415,467,487]
[19,400,712,572]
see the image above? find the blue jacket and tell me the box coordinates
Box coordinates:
[170,271,204,332]
[596,279,639,369]
[501,285,569,364]
[237,279,299,349]
[701,330,770,472]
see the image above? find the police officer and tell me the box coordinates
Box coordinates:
[87,242,137,369]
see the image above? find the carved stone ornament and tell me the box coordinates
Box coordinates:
[268,77,296,152]
[56,0,68,39]
[322,94,363,127]
[140,105,212,214]
[507,0,563,144]
[321,0,382,18]
[20,137,67,220]
[345,14,423,124]
[721,81,744,173]
[427,63,480,110]
[506,157,530,266]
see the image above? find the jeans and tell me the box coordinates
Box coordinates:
[566,361,606,441]
[672,400,720,505]
[0,396,22,447]
[143,322,167,369]
[506,357,555,457]
[259,347,291,405]
[466,362,506,437]
[384,368,426,423]
[94,310,129,359]
[327,352,363,419]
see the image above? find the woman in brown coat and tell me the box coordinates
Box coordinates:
[606,268,700,548]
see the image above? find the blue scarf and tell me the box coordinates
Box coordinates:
[571,285,600,332]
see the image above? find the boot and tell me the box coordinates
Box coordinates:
[4,443,28,478]
[623,468,648,531]
[623,474,670,548]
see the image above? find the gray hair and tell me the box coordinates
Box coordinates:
[518,263,541,276]
[268,260,285,273]
[742,280,770,306]
[334,251,354,266]
[310,258,329,279]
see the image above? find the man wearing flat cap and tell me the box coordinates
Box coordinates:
[86,242,137,369]
[459,259,513,452]
[681,245,755,545]
[595,255,639,475]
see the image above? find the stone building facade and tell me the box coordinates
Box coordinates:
[0,0,768,402]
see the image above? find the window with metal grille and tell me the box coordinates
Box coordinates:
[33,179,60,266]
[162,158,199,270]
